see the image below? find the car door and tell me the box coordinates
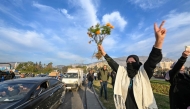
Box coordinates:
[57,82,65,103]
[48,79,64,107]
[55,81,64,102]
[25,81,52,109]
[34,81,53,109]
[15,81,52,109]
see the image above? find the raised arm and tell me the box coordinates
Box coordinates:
[144,47,162,79]
[98,45,119,72]
[169,50,190,81]
[144,21,166,79]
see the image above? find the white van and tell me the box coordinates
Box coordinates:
[62,68,83,91]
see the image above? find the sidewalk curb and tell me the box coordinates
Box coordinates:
[81,83,87,109]
[92,86,106,109]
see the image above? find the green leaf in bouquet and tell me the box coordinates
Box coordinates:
[90,29,95,33]
[95,28,100,32]
[101,30,105,34]
[96,23,100,28]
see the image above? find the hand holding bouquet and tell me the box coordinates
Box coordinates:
[87,23,114,60]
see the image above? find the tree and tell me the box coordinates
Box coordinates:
[94,65,98,71]
[62,66,69,73]
[15,61,55,74]
[43,62,53,73]
[83,66,87,73]
[16,63,23,70]
[39,61,42,69]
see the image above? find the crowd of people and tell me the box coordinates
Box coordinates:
[86,65,116,101]
[86,21,190,109]
[0,70,15,82]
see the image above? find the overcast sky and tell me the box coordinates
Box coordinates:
[0,0,190,66]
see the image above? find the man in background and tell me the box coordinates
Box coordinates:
[10,70,15,79]
[98,65,109,101]
[87,69,94,89]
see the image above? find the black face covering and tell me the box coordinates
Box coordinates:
[127,62,140,78]
[126,55,142,78]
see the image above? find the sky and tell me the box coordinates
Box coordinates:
[0,0,190,66]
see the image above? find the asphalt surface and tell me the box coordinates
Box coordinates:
[57,84,86,109]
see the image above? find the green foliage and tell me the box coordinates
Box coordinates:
[62,65,72,73]
[151,83,170,95]
[87,23,114,60]
[15,61,54,74]
[154,93,169,109]
[87,23,113,45]
[150,80,170,85]
[150,80,170,95]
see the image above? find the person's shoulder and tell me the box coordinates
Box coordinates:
[139,65,146,73]
[118,65,126,70]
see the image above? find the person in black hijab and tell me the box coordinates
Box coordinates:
[126,55,142,79]
[98,20,166,109]
[167,50,190,109]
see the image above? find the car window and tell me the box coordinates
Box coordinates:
[33,81,49,96]
[63,73,78,78]
[0,83,35,102]
[49,79,59,87]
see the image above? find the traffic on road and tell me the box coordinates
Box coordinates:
[0,65,89,109]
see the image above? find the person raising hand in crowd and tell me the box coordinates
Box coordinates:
[167,49,190,109]
[98,21,166,109]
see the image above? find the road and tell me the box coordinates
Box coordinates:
[57,84,87,109]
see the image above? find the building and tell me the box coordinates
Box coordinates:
[96,61,108,68]
[86,61,108,69]
[0,62,25,72]
[157,61,174,70]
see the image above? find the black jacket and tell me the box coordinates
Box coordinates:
[87,73,94,82]
[104,46,162,109]
[110,71,116,85]
[10,72,15,79]
[169,56,190,109]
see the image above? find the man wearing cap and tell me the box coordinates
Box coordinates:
[98,21,166,109]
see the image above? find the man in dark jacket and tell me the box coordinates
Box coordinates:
[98,65,109,100]
[87,70,94,89]
[110,70,116,89]
[167,50,190,109]
[10,70,15,79]
[98,21,166,109]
